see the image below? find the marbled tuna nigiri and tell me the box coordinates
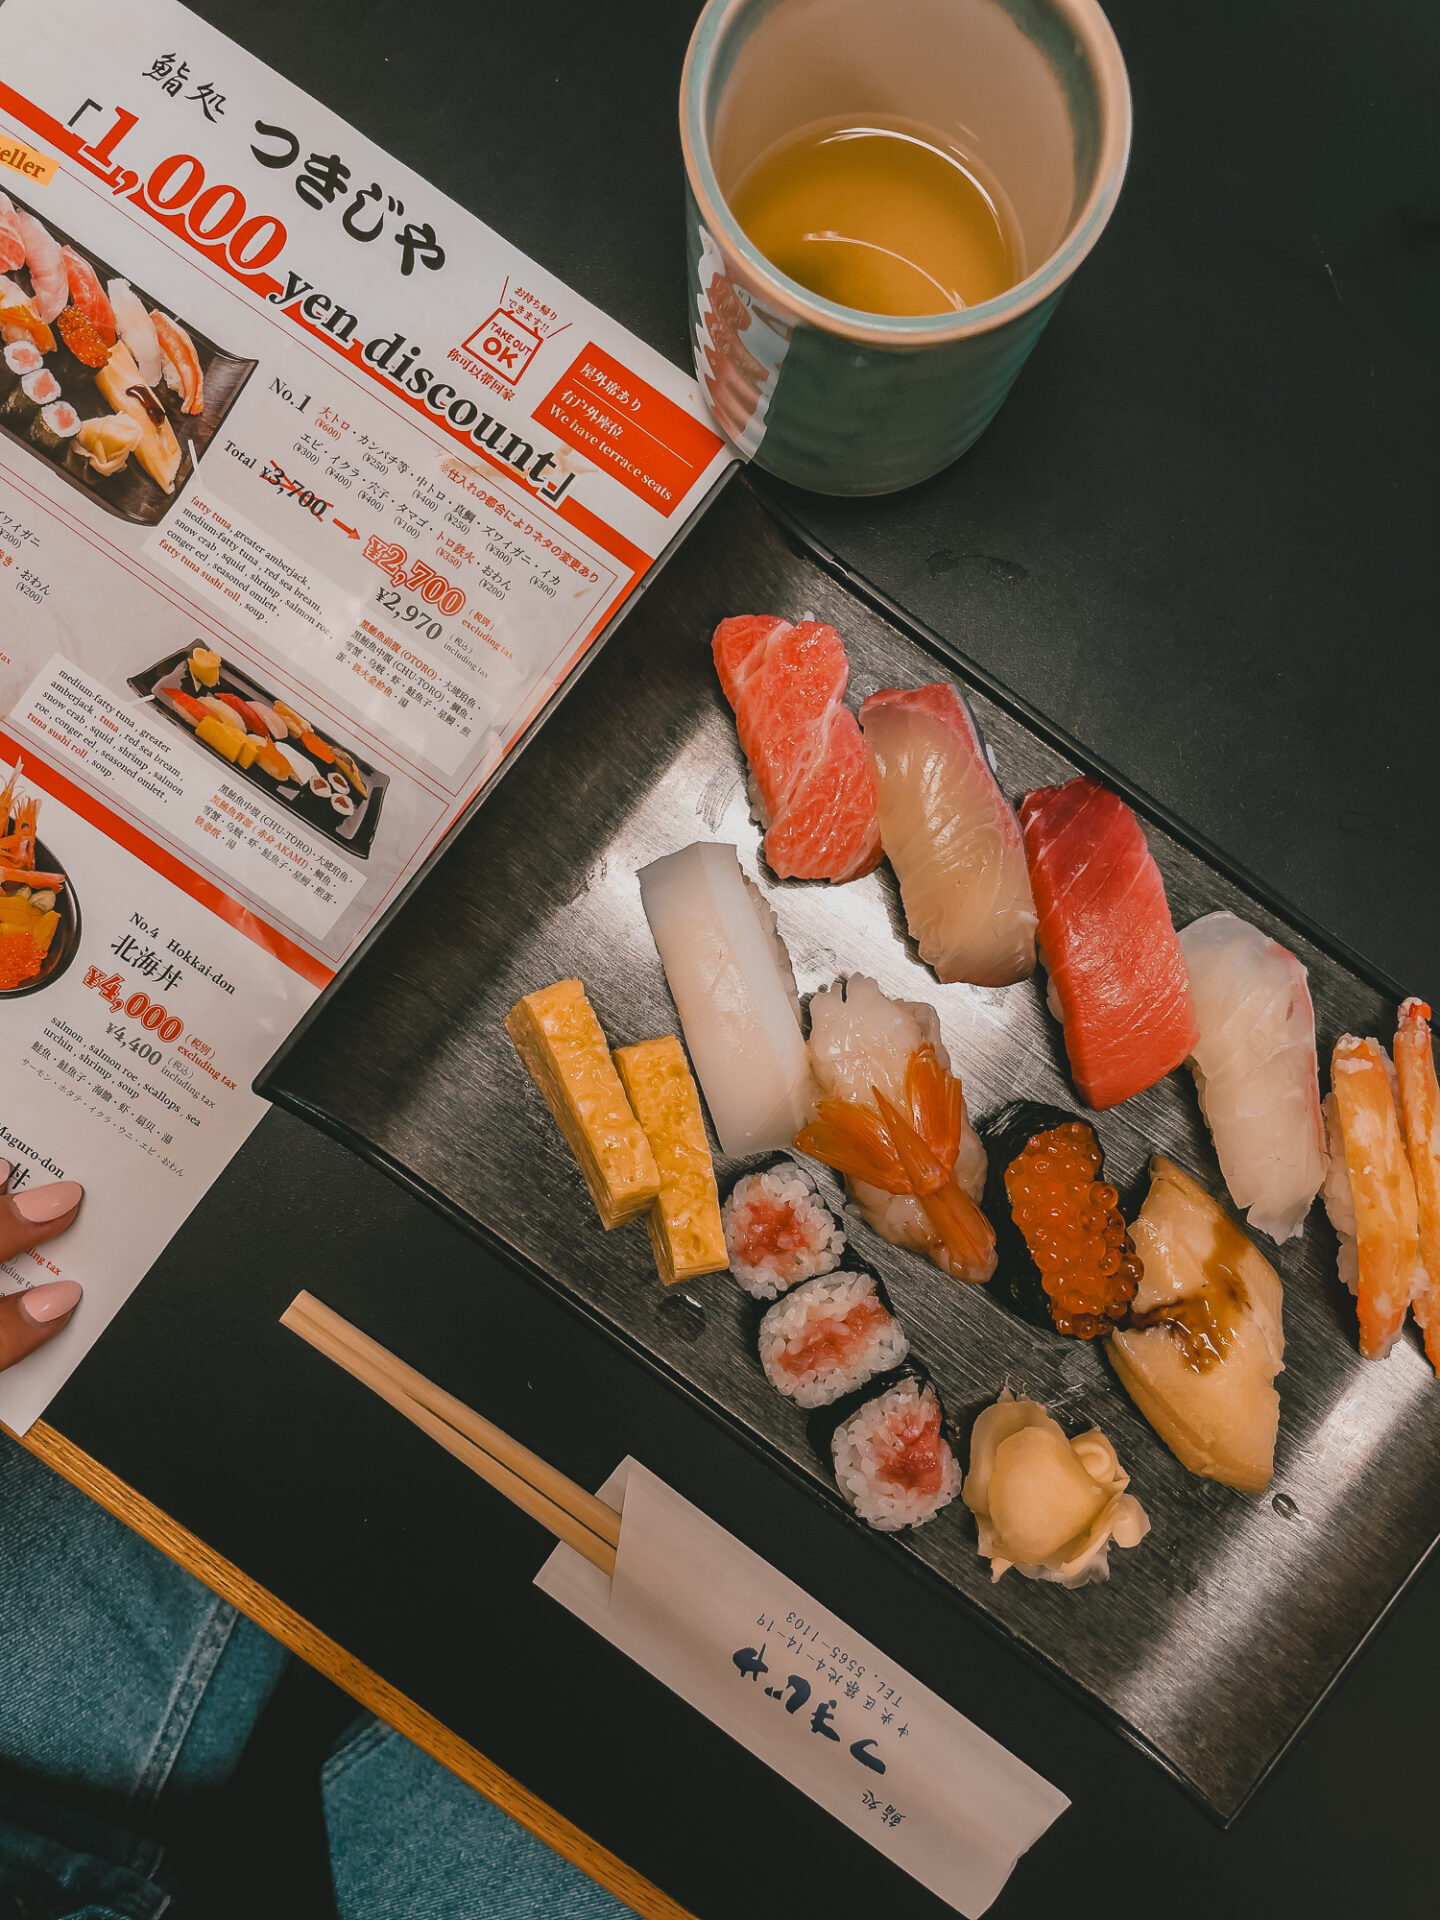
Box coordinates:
[860,681,1035,987]
[1020,777,1197,1110]
[713,615,880,884]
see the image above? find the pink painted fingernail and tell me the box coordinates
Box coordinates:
[19,1280,82,1323]
[12,1182,84,1224]
[0,1162,11,1188]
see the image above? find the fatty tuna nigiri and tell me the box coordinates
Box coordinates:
[712,615,881,884]
[859,682,1036,987]
[1394,998,1440,1373]
[13,209,68,323]
[1020,777,1197,1110]
[1178,911,1325,1242]
[1323,1036,1420,1361]
[60,248,116,346]
[0,194,25,274]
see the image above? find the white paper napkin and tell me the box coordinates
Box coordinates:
[536,1459,1067,1916]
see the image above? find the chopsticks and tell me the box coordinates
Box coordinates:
[281,1291,620,1576]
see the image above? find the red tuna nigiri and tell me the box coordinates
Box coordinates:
[61,248,116,347]
[713,615,880,883]
[1020,777,1197,1109]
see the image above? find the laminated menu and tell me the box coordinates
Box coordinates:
[0,0,732,1432]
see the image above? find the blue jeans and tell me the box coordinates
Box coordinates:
[0,1434,629,1918]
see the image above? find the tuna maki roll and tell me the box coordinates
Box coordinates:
[984,1101,1142,1339]
[1,366,60,427]
[722,1158,846,1300]
[330,791,355,821]
[758,1271,907,1409]
[0,340,44,402]
[30,399,81,458]
[826,1366,961,1532]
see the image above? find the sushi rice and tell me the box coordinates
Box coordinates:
[832,1376,961,1531]
[723,1161,845,1299]
[758,1272,907,1409]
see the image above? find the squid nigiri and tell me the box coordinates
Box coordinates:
[1394,998,1440,1374]
[1323,1036,1420,1361]
[0,194,25,274]
[798,974,996,1283]
[107,280,163,386]
[152,311,204,415]
[1178,911,1326,1242]
[60,248,116,346]
[859,682,1037,987]
[13,209,68,323]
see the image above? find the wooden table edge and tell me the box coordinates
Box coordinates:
[17,1419,696,1920]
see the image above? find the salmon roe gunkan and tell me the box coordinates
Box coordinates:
[1003,1122,1142,1337]
[0,929,44,991]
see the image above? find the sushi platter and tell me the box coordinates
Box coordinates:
[0,186,255,526]
[0,765,80,998]
[261,475,1440,1820]
[129,646,389,857]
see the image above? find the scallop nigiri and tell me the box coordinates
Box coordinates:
[1178,911,1325,1242]
[1394,998,1440,1373]
[107,279,163,386]
[13,209,68,323]
[1323,1036,1420,1361]
[0,194,25,273]
[859,682,1037,987]
[798,974,996,1283]
[60,248,116,346]
[152,311,204,415]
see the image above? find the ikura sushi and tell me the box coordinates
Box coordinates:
[1178,912,1325,1242]
[1395,1000,1440,1374]
[722,1158,846,1300]
[984,1102,1142,1339]
[1323,1036,1421,1362]
[963,1390,1150,1587]
[13,208,68,323]
[1020,777,1198,1110]
[712,615,881,884]
[1110,1157,1285,1493]
[758,1271,908,1409]
[859,682,1037,987]
[826,1367,961,1531]
[798,974,996,1283]
[30,400,81,459]
[1,366,61,428]
[639,842,815,1157]
[60,250,116,347]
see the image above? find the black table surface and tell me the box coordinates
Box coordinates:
[40,0,1440,1913]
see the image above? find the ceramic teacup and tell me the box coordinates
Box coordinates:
[681,0,1131,495]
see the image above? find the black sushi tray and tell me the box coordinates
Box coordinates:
[1,186,255,527]
[258,472,1440,1823]
[129,648,388,859]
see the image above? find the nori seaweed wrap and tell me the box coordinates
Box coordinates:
[811,1360,961,1532]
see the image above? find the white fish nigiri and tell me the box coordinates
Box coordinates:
[859,683,1036,987]
[1178,911,1325,1242]
[13,209,67,322]
[107,278,164,386]
[639,842,815,1157]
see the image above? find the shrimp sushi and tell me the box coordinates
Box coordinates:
[798,974,996,1283]
[827,1367,961,1531]
[0,291,55,354]
[722,1159,846,1299]
[1020,777,1198,1110]
[107,280,163,386]
[712,615,880,883]
[60,249,116,346]
[0,194,25,273]
[758,1272,908,1409]
[639,842,816,1156]
[1395,999,1440,1373]
[859,682,1037,986]
[152,311,204,415]
[13,209,68,323]
[1178,912,1326,1242]
[1323,1036,1421,1361]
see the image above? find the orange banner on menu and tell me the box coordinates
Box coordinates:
[534,344,726,518]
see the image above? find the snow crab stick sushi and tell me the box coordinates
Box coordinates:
[825,1366,961,1531]
[1021,777,1197,1109]
[712,615,880,884]
[798,974,995,1283]
[722,1158,846,1300]
[859,682,1036,987]
[1395,999,1440,1374]
[758,1272,908,1409]
[1323,1036,1420,1361]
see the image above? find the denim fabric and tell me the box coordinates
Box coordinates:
[0,1783,176,1920]
[323,1717,632,1920]
[0,1434,290,1816]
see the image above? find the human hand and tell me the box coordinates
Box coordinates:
[0,1166,83,1372]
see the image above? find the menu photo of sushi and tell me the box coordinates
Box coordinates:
[129,645,389,859]
[0,763,80,998]
[0,188,256,526]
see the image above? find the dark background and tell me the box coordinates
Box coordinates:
[32,0,1440,1913]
